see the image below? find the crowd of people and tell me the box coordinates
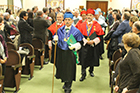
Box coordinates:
[0,5,140,93]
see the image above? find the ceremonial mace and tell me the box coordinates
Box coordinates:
[52,21,58,93]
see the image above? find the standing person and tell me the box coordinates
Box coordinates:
[26,11,34,27]
[43,7,49,20]
[94,10,108,59]
[114,33,140,93]
[33,11,51,45]
[54,12,83,93]
[3,12,16,37]
[75,10,87,30]
[111,12,131,43]
[8,9,17,24]
[48,13,65,63]
[79,8,105,81]
[32,6,38,18]
[73,10,82,26]
[0,34,8,93]
[18,11,34,44]
[0,17,6,42]
[96,8,105,21]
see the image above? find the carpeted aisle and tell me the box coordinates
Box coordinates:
[5,46,110,93]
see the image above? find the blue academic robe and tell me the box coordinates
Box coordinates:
[55,25,83,82]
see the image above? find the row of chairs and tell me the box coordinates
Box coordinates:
[109,49,139,93]
[0,38,45,93]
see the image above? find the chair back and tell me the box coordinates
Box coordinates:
[112,49,122,63]
[32,38,44,49]
[7,42,16,51]
[114,57,122,70]
[19,43,34,56]
[6,50,21,66]
[7,37,13,42]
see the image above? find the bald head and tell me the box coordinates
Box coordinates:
[134,21,140,31]
[132,21,140,34]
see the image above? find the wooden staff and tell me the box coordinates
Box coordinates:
[52,21,58,93]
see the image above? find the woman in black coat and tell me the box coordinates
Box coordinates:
[114,33,140,93]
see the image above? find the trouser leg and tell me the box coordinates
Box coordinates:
[81,66,86,77]
[89,66,94,73]
[64,81,72,92]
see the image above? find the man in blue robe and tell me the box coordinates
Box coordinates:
[53,12,83,93]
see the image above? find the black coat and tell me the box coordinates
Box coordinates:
[33,17,51,43]
[18,18,34,44]
[118,48,140,90]
[26,18,34,27]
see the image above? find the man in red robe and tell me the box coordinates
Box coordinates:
[79,8,105,81]
[48,13,65,63]
[75,10,87,30]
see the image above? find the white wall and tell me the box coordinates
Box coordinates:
[0,0,7,5]
[109,0,131,10]
[65,0,86,10]
[14,0,22,8]
[21,0,131,11]
[23,0,45,10]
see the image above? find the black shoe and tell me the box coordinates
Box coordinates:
[79,76,86,81]
[90,72,94,77]
[65,89,72,93]
[99,56,103,60]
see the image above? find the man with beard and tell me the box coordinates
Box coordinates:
[53,12,83,93]
[79,8,105,81]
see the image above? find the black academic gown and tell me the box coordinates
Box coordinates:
[79,21,105,68]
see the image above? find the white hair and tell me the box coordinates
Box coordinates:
[3,12,9,17]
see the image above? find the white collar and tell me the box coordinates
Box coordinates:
[65,25,72,30]
[88,21,93,24]
[57,21,63,25]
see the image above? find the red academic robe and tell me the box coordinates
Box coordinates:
[75,19,87,30]
[48,21,65,35]
[79,20,105,67]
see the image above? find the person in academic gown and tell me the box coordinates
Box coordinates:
[48,13,65,63]
[94,10,108,59]
[75,10,87,30]
[53,12,83,93]
[79,8,105,81]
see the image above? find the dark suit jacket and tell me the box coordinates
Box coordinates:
[27,18,34,27]
[108,14,114,26]
[18,18,34,44]
[33,17,51,43]
[111,20,131,43]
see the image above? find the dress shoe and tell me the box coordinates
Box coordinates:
[65,89,71,93]
[99,56,103,60]
[79,76,86,81]
[90,72,94,77]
